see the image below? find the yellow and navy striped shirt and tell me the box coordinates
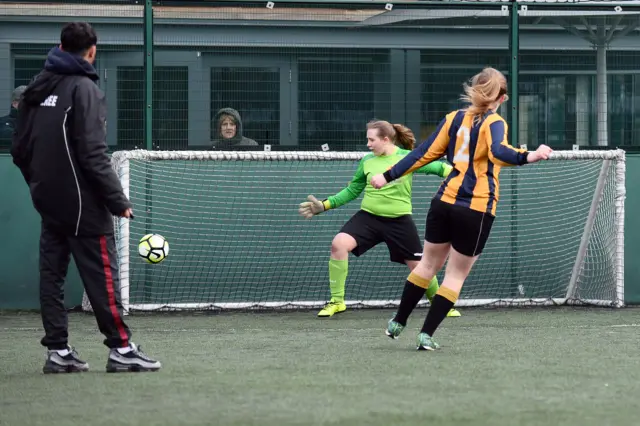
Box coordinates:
[382,110,528,216]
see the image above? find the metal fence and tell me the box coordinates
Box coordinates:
[1,0,640,152]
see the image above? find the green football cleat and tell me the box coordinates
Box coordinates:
[447,308,461,317]
[385,316,405,339]
[416,332,440,351]
[317,301,346,317]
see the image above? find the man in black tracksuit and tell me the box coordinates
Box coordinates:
[11,22,161,374]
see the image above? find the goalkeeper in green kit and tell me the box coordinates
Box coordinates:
[299,120,461,318]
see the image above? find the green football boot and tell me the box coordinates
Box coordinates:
[416,332,440,351]
[385,316,405,339]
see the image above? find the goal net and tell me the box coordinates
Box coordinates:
[82,149,625,313]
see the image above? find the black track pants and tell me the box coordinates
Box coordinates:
[39,223,132,350]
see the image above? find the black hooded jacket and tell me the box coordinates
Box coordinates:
[11,47,131,237]
[212,107,258,149]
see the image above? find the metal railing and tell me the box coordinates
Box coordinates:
[2,0,640,151]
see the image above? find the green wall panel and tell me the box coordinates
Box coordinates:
[0,154,83,310]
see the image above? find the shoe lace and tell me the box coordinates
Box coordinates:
[419,334,436,346]
[131,344,153,361]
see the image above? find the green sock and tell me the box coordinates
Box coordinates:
[425,276,440,303]
[328,258,348,303]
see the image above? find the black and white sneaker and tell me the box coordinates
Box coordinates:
[106,343,161,373]
[43,346,89,374]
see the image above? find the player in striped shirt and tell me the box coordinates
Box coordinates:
[371,67,552,350]
[299,120,460,319]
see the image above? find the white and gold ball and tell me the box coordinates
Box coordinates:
[138,234,169,264]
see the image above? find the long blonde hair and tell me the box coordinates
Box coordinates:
[460,67,508,125]
[366,120,416,150]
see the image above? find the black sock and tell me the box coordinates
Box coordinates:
[421,294,454,336]
[394,281,426,326]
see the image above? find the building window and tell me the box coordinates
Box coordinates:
[210,67,280,147]
[117,66,188,150]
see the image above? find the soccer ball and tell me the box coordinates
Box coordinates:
[138,234,169,264]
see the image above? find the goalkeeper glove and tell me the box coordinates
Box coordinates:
[299,195,328,219]
[442,163,454,178]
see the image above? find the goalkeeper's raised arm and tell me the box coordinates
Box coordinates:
[298,141,451,220]
[298,158,367,219]
[298,119,460,320]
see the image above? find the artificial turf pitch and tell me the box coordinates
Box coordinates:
[1,307,639,426]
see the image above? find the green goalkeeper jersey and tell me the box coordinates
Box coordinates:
[322,146,451,218]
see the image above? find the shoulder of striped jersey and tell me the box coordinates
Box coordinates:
[447,109,464,121]
[484,112,507,126]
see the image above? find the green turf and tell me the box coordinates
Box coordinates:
[1,307,640,426]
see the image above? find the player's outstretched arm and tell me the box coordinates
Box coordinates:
[485,119,529,167]
[299,195,326,219]
[414,160,453,178]
[485,119,552,166]
[526,144,553,163]
[371,113,454,189]
[298,156,368,219]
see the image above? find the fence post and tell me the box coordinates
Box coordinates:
[143,0,155,301]
[144,0,154,150]
[509,0,519,141]
[509,0,520,297]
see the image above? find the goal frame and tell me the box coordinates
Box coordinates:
[83,148,626,313]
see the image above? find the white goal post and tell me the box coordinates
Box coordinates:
[82,148,625,314]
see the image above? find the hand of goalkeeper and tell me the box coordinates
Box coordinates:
[299,195,325,219]
[442,162,454,178]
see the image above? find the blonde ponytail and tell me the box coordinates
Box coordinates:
[460,67,507,125]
